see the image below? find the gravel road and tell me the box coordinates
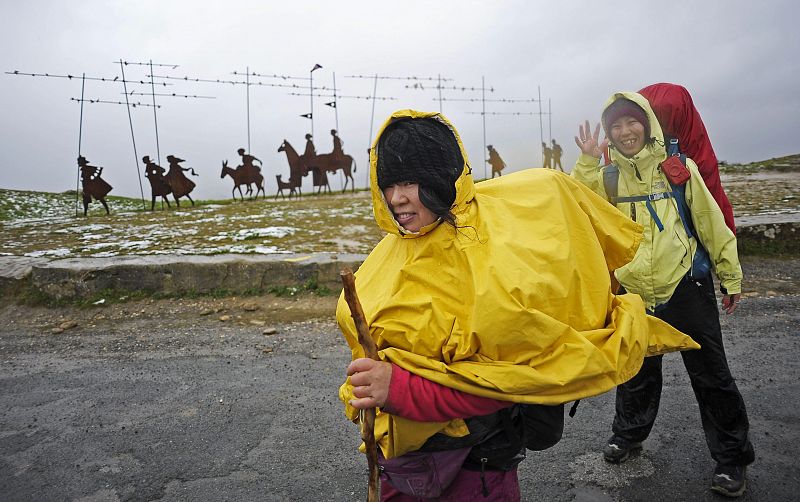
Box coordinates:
[1,256,798,501]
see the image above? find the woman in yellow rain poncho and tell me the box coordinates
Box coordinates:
[338,110,698,501]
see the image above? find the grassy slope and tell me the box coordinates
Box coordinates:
[1,154,797,259]
[720,153,800,173]
[0,188,382,258]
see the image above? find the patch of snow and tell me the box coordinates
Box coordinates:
[82,242,117,250]
[225,245,289,254]
[118,240,154,250]
[231,227,295,240]
[25,248,72,258]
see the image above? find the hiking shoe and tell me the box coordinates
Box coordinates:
[711,464,747,498]
[602,436,642,464]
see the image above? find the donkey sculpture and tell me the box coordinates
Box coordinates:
[220,160,265,200]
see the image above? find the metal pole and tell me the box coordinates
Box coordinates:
[367,73,378,189]
[333,72,339,131]
[332,71,343,190]
[482,76,487,180]
[150,60,161,165]
[438,74,442,113]
[310,68,314,140]
[538,86,544,167]
[75,73,86,217]
[119,60,147,211]
[548,98,552,143]
[246,66,251,152]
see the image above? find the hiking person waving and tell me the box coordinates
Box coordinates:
[572,92,754,498]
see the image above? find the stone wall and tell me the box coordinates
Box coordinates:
[2,222,797,301]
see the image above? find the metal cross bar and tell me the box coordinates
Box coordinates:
[6,70,172,86]
[438,97,538,103]
[119,61,180,69]
[148,74,331,90]
[123,91,215,99]
[70,97,160,108]
[232,70,310,80]
[287,92,397,100]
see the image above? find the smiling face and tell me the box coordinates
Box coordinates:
[609,116,647,157]
[382,182,437,232]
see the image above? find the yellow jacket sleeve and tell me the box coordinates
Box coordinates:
[570,153,607,198]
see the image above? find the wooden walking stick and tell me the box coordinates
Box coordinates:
[340,268,380,502]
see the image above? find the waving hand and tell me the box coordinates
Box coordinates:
[574,120,608,159]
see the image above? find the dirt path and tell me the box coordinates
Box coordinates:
[3,255,796,336]
[3,293,339,337]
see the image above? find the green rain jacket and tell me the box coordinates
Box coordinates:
[571,92,742,310]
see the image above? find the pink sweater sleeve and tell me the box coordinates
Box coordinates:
[382,364,512,422]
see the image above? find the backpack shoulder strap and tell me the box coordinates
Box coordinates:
[665,135,680,157]
[665,147,712,277]
[602,164,620,202]
[663,137,695,238]
[669,162,694,239]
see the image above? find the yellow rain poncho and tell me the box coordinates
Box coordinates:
[337,110,699,459]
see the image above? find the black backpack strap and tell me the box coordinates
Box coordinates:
[666,135,680,157]
[568,400,580,417]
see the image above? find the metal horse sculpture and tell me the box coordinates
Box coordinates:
[277,140,313,197]
[309,151,357,192]
[220,160,265,200]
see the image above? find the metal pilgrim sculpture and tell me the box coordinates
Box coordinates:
[542,141,553,169]
[143,155,172,210]
[486,144,506,178]
[331,129,343,155]
[221,160,265,200]
[165,155,198,206]
[220,148,266,201]
[277,139,310,198]
[10,66,558,211]
[310,128,357,192]
[277,130,357,197]
[238,148,262,182]
[77,155,113,216]
[551,139,564,172]
[299,134,331,194]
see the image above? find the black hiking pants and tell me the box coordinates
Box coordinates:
[612,275,755,466]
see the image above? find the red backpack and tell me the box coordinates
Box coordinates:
[639,83,736,234]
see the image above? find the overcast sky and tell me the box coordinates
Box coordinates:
[1,0,798,201]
